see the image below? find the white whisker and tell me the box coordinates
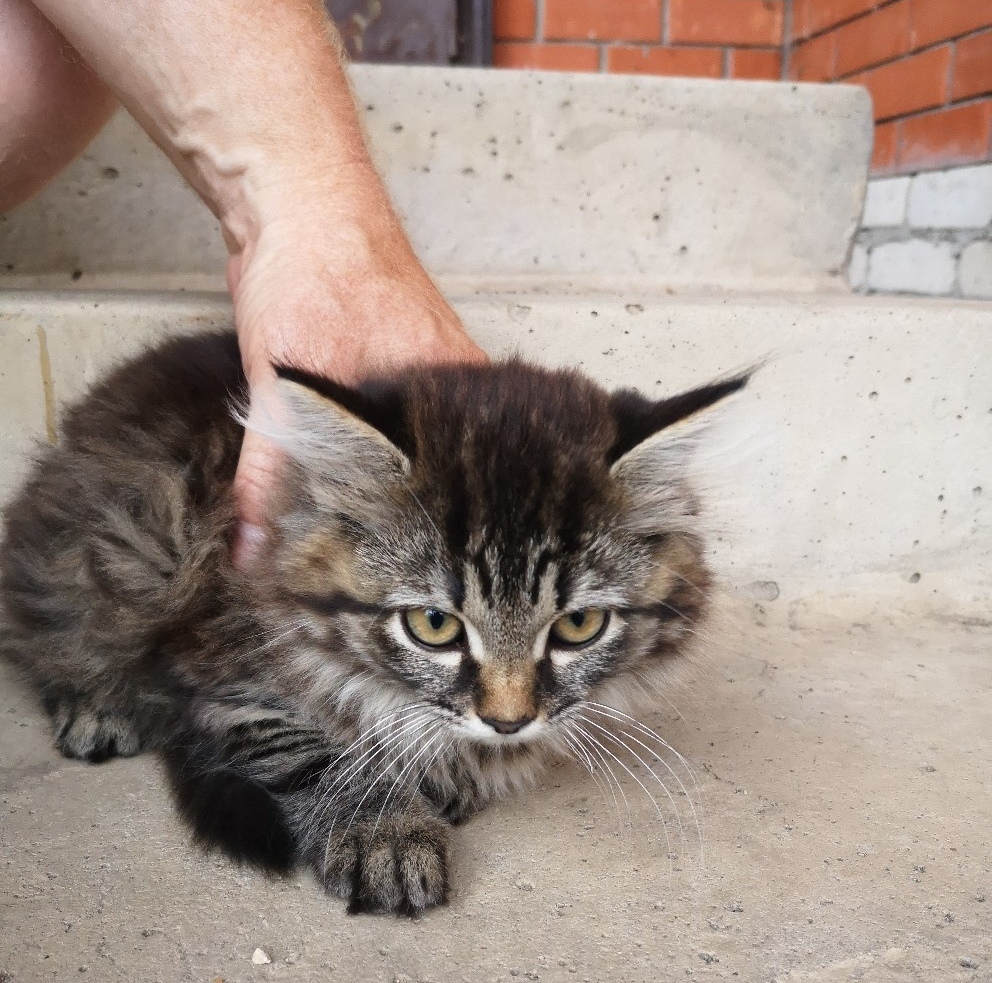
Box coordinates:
[325,720,445,870]
[238,619,309,660]
[571,718,675,874]
[369,725,448,841]
[305,706,432,840]
[573,711,688,865]
[584,702,701,792]
[580,703,705,868]
[630,670,687,722]
[569,721,634,848]
[560,726,615,819]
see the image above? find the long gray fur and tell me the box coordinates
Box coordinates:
[0,331,746,914]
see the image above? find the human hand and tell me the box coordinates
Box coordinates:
[229,210,487,569]
[21,0,484,569]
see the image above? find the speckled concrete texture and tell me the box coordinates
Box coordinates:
[0,68,871,293]
[2,290,989,980]
[2,290,990,611]
[2,607,989,982]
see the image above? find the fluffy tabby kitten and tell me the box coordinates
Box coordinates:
[0,331,746,915]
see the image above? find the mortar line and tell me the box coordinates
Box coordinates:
[944,39,956,109]
[781,0,793,80]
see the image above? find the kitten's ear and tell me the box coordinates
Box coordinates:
[608,372,751,477]
[252,366,410,481]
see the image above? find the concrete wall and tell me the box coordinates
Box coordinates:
[492,1,992,178]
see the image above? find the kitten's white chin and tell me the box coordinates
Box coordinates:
[460,715,545,747]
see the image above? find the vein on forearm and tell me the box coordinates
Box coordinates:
[31,0,389,250]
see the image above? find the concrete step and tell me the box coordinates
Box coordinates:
[2,287,989,615]
[0,66,871,294]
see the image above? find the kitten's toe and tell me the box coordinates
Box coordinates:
[51,701,143,763]
[420,776,483,824]
[439,797,478,825]
[323,816,450,915]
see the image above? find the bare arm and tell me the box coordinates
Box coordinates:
[0,1,116,211]
[26,0,485,559]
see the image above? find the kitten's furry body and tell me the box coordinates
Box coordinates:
[0,331,744,914]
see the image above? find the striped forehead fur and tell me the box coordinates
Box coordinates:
[260,358,745,727]
[270,359,743,589]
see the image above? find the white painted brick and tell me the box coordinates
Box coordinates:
[867,239,956,295]
[861,176,910,227]
[959,240,992,299]
[907,163,992,229]
[848,243,868,290]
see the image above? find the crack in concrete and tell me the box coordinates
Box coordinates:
[35,325,57,445]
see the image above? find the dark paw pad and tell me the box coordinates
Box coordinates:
[324,817,450,915]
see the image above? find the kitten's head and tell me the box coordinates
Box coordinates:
[253,360,746,746]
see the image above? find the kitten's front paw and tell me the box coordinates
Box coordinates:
[322,816,450,915]
[420,775,486,825]
[46,696,143,763]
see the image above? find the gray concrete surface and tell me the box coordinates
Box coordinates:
[0,67,872,294]
[2,605,989,982]
[2,289,990,613]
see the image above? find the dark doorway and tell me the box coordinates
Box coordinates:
[325,0,492,66]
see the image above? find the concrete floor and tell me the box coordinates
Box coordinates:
[2,602,989,983]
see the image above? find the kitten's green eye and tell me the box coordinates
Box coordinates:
[549,609,608,647]
[403,608,464,648]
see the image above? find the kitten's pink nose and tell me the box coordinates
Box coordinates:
[480,714,534,735]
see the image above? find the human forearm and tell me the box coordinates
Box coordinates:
[27,0,486,556]
[29,0,390,250]
[0,0,116,211]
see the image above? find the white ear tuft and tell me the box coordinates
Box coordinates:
[609,372,755,532]
[235,377,409,488]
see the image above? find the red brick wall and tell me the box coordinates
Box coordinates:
[492,0,784,80]
[492,0,992,176]
[788,1,992,174]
